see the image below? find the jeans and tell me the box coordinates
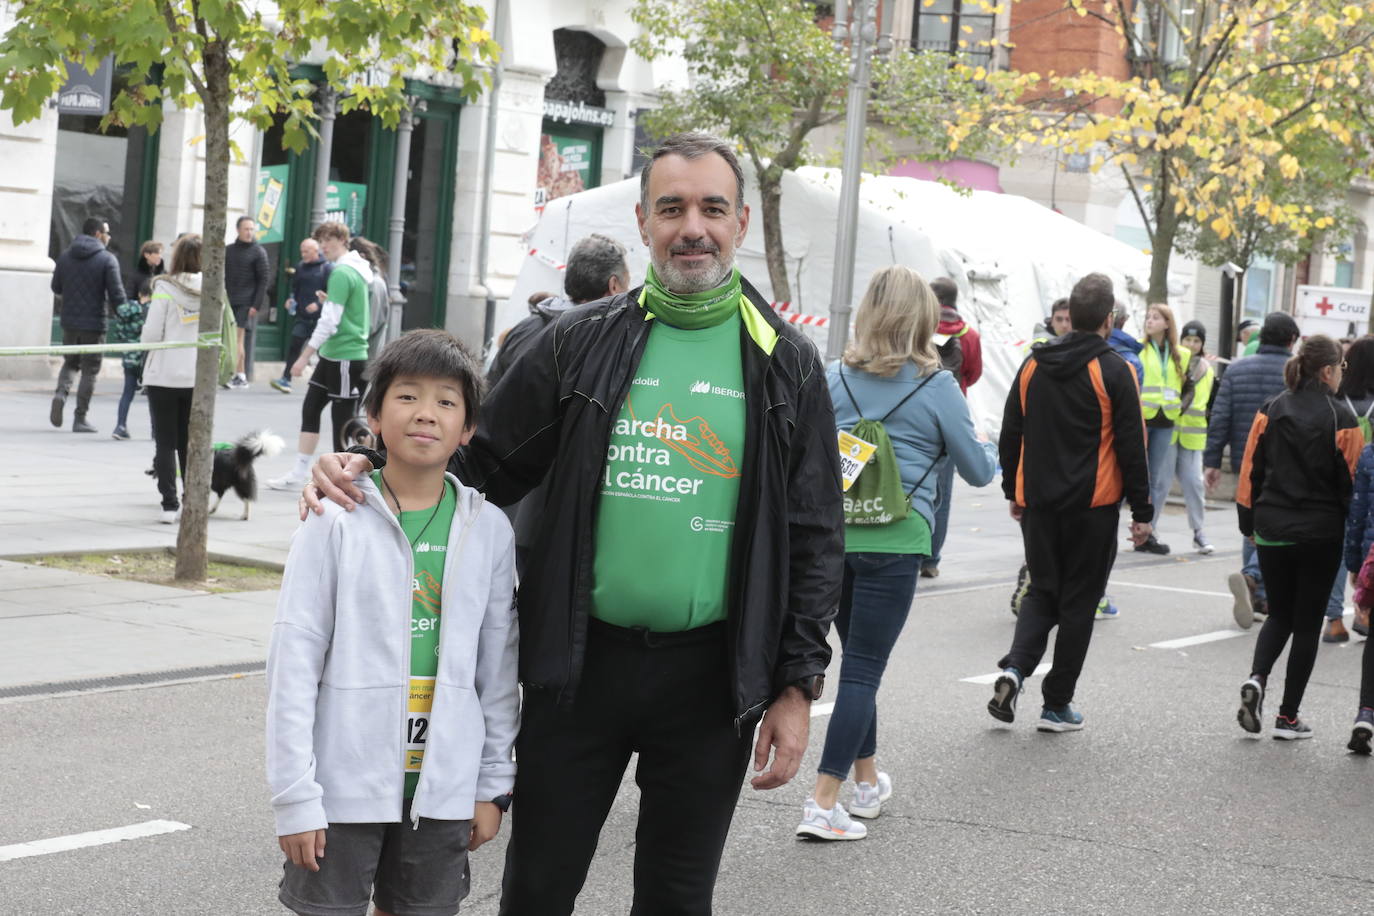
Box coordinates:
[54,328,103,420]
[1327,565,1347,621]
[817,552,923,779]
[116,366,140,430]
[1174,446,1207,538]
[1242,537,1268,602]
[281,334,307,380]
[146,385,192,510]
[1146,426,1177,531]
[1252,541,1343,718]
[498,620,752,916]
[926,460,955,570]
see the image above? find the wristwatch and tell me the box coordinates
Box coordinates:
[791,674,825,701]
[490,792,513,813]
[344,444,386,469]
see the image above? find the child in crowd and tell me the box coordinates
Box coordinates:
[266,328,519,915]
[110,279,151,441]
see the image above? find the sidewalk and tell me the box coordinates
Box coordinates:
[0,375,312,693]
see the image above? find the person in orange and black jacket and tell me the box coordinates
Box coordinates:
[986,273,1153,733]
[1235,335,1363,741]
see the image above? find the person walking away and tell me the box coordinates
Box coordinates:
[348,236,392,361]
[50,216,126,433]
[1236,318,1260,357]
[267,329,518,916]
[224,215,269,389]
[109,280,151,441]
[140,235,206,523]
[271,238,330,394]
[1204,312,1300,628]
[1175,320,1216,554]
[797,266,995,841]
[303,133,842,915]
[1339,336,1374,639]
[124,239,164,302]
[987,273,1152,732]
[921,276,983,580]
[1138,303,1191,555]
[268,221,373,489]
[1235,335,1361,739]
[1108,304,1144,387]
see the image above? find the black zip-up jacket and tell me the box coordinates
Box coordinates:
[1000,330,1152,522]
[51,234,125,331]
[1237,383,1361,543]
[451,277,843,728]
[224,239,269,310]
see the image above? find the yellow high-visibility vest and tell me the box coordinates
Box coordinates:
[1172,360,1213,450]
[1140,341,1189,421]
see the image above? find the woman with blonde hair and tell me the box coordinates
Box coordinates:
[796,265,996,841]
[1138,302,1193,555]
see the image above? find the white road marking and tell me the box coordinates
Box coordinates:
[961,662,1051,685]
[0,819,191,862]
[810,702,835,718]
[919,581,1015,598]
[1109,580,1232,599]
[1149,630,1248,650]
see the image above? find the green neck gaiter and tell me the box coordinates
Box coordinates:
[639,264,742,330]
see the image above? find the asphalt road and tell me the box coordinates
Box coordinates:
[4,478,1372,915]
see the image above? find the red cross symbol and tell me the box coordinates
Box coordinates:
[1315,296,1335,316]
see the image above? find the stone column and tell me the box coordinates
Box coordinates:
[385,98,425,340]
[309,85,338,230]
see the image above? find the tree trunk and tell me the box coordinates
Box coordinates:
[175,40,231,582]
[756,170,791,305]
[1147,194,1180,305]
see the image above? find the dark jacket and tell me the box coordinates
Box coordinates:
[1237,384,1360,543]
[1204,344,1290,471]
[1108,328,1145,387]
[289,257,331,339]
[224,239,269,310]
[51,234,125,331]
[1345,445,1374,572]
[486,295,579,388]
[124,257,163,302]
[1000,331,1151,522]
[452,278,843,727]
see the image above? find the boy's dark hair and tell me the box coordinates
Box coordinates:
[363,329,485,436]
[1068,273,1115,332]
[929,277,958,311]
[82,217,107,236]
[1259,311,1300,348]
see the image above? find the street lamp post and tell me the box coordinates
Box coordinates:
[826,0,892,361]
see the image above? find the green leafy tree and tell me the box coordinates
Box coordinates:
[632,0,991,303]
[0,0,498,580]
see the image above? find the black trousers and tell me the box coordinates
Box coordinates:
[55,328,103,420]
[1253,541,1343,718]
[999,506,1120,708]
[498,620,753,916]
[146,385,192,510]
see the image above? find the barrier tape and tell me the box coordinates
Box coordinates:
[0,337,222,357]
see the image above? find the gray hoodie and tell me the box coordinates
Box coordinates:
[266,473,519,835]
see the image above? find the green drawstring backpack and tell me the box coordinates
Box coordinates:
[839,368,944,526]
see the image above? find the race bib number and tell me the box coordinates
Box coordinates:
[403,676,434,773]
[837,431,877,492]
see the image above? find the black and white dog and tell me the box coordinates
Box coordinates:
[211,430,285,520]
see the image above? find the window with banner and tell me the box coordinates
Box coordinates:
[535,121,603,211]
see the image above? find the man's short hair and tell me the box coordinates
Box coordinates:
[312,221,350,244]
[1259,311,1300,347]
[1050,298,1070,314]
[82,217,106,236]
[929,277,958,311]
[236,215,255,230]
[564,234,629,303]
[1113,302,1129,330]
[1068,273,1115,332]
[639,133,745,215]
[363,329,485,436]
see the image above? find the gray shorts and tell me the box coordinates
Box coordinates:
[278,800,472,916]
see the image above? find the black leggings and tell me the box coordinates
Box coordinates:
[1253,541,1343,718]
[146,385,192,510]
[300,384,359,453]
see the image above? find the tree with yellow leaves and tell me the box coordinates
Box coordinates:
[947,0,1374,303]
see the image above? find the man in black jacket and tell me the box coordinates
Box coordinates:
[50,217,126,433]
[305,133,843,915]
[224,215,269,389]
[270,237,331,394]
[988,273,1153,732]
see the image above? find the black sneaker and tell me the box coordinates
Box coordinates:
[72,418,97,433]
[1238,677,1264,734]
[49,396,64,428]
[988,668,1022,723]
[1273,715,1313,740]
[1134,535,1170,555]
[1348,708,1374,754]
[1010,564,1030,617]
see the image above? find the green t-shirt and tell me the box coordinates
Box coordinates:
[320,262,370,361]
[591,314,746,631]
[1243,336,1260,357]
[844,509,933,555]
[371,472,456,798]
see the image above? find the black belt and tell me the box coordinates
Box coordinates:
[587,616,726,648]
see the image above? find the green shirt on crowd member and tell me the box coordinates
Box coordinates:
[320,260,370,361]
[844,506,933,556]
[371,471,456,799]
[591,311,746,632]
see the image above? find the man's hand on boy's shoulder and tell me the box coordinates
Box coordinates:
[279,829,326,872]
[299,452,373,519]
[469,801,502,852]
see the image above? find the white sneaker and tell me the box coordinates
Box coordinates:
[268,473,304,491]
[159,508,179,525]
[850,772,892,819]
[796,798,867,841]
[227,374,249,390]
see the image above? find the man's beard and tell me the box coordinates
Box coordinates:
[653,242,734,294]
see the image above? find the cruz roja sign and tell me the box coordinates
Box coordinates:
[1295,284,1374,339]
[56,56,114,116]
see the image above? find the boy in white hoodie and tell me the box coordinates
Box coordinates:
[267,328,519,916]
